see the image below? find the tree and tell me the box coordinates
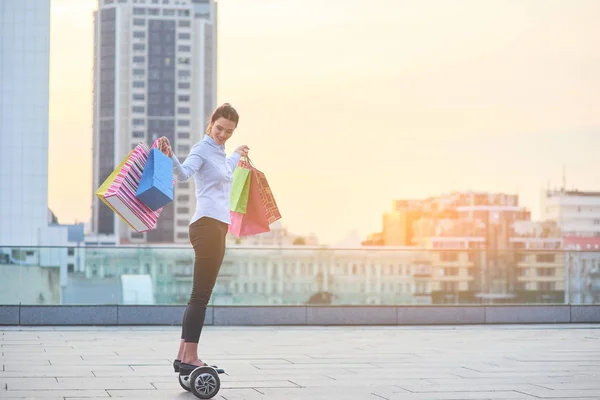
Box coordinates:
[292,237,306,245]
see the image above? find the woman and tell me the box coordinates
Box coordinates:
[158,103,249,374]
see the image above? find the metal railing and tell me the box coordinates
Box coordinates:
[1,246,599,306]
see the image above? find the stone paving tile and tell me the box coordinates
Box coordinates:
[386,391,537,400]
[1,324,600,399]
[0,389,109,398]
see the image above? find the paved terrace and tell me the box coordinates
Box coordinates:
[1,325,600,400]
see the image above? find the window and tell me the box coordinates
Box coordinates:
[442,267,459,276]
[539,282,555,291]
[441,281,459,292]
[177,220,188,227]
[440,252,458,262]
[132,131,145,138]
[177,207,190,214]
[177,232,189,239]
[178,195,190,202]
[178,57,190,64]
[178,33,190,40]
[68,264,75,273]
[133,68,145,76]
[177,145,189,153]
[538,268,555,277]
[133,43,145,51]
[133,81,145,88]
[67,248,75,256]
[177,107,190,114]
[177,132,189,139]
[178,70,190,77]
[133,7,146,15]
[178,95,190,102]
[133,119,145,126]
[178,182,189,189]
[133,18,145,26]
[179,20,191,27]
[178,45,191,52]
[178,82,190,89]
[164,9,176,16]
[536,254,555,263]
[131,232,144,239]
[133,31,146,38]
[132,106,145,113]
[133,56,145,63]
[177,120,190,127]
[148,8,159,15]
[133,93,145,101]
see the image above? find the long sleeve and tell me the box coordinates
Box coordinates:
[172,147,203,181]
[226,151,242,174]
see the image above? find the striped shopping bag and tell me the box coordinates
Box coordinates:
[95,142,167,232]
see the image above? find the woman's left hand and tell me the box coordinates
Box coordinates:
[235,145,249,157]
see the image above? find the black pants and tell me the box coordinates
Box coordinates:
[181,217,228,343]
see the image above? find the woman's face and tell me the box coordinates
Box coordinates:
[209,117,236,146]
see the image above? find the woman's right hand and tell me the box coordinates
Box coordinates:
[158,136,173,157]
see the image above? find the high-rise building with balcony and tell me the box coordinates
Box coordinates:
[91,0,217,244]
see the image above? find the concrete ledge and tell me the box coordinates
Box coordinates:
[570,305,600,323]
[398,306,485,325]
[213,306,306,325]
[484,305,571,324]
[5,305,599,326]
[117,305,207,325]
[20,306,117,325]
[306,306,397,325]
[0,305,20,325]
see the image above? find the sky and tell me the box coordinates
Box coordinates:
[48,0,600,245]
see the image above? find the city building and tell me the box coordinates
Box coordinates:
[69,245,431,305]
[366,191,566,303]
[381,200,423,246]
[563,236,600,304]
[0,0,73,303]
[226,222,320,247]
[91,0,218,244]
[0,0,67,247]
[510,220,564,303]
[541,189,600,237]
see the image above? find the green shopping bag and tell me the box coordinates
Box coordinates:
[230,163,251,213]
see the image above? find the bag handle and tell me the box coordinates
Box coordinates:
[239,155,255,169]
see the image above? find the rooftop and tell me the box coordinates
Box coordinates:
[2,324,599,399]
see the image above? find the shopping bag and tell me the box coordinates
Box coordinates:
[228,158,281,237]
[95,142,164,232]
[135,147,174,211]
[253,166,282,225]
[229,170,271,237]
[229,161,251,213]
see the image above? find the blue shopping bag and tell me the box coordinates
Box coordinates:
[135,148,174,211]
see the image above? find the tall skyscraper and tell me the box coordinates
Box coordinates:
[91,0,218,244]
[0,0,63,246]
